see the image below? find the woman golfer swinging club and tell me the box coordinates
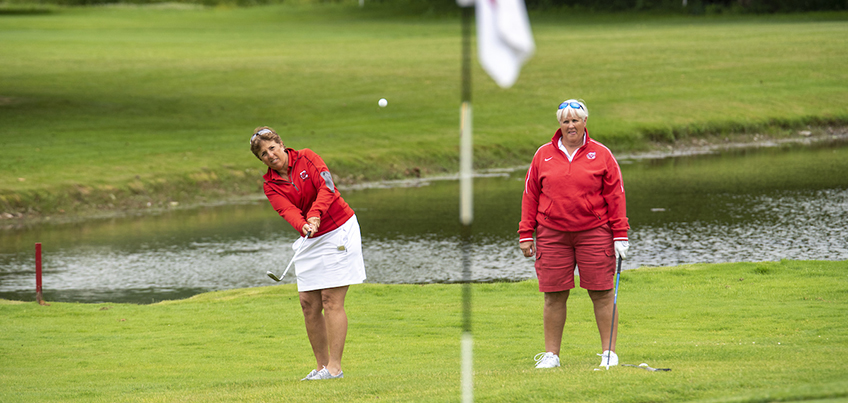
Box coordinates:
[249,126,366,381]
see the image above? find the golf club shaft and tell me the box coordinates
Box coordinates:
[282,231,312,276]
[268,231,312,281]
[606,256,622,366]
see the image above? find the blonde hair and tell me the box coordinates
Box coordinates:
[556,99,588,122]
[249,126,283,159]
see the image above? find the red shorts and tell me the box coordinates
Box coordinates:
[534,224,615,292]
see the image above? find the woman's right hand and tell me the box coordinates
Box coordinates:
[301,224,313,237]
[519,241,535,258]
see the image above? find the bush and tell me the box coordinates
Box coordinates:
[2,0,286,6]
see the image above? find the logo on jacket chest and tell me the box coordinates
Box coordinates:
[587,152,596,160]
[299,170,309,180]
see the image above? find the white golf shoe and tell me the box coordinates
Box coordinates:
[534,352,561,368]
[310,367,344,380]
[598,350,619,367]
[300,369,319,381]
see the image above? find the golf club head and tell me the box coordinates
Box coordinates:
[267,271,283,282]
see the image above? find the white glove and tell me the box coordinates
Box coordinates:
[614,241,630,260]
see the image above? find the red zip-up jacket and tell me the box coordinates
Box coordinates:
[263,148,354,237]
[518,128,629,243]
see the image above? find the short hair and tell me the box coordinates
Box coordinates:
[249,126,283,159]
[556,99,588,122]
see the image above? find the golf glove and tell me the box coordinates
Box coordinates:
[614,241,630,260]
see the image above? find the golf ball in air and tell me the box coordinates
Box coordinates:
[378,98,388,107]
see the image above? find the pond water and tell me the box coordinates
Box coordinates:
[1,139,847,304]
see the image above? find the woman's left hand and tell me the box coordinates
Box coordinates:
[307,216,321,235]
[614,241,629,260]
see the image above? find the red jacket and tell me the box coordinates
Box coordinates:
[263,148,354,237]
[519,128,629,242]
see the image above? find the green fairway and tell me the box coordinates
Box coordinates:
[1,5,847,217]
[1,260,846,402]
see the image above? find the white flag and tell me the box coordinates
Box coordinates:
[475,0,535,88]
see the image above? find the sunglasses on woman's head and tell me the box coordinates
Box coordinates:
[558,101,584,110]
[249,129,273,144]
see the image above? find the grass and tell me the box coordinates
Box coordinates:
[1,5,847,217]
[1,260,847,402]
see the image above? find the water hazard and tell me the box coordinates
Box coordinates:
[2,140,847,303]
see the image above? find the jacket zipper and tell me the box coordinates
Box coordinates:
[287,172,299,192]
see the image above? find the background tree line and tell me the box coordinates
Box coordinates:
[3,0,846,13]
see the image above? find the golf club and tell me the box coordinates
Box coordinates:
[605,256,623,368]
[623,363,671,372]
[267,231,312,282]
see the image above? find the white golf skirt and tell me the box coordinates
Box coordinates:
[292,215,366,292]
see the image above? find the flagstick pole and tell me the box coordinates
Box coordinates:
[459,4,474,403]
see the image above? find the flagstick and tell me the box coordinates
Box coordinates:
[459,4,474,403]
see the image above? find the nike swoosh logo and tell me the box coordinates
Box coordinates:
[544,157,553,161]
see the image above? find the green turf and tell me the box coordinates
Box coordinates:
[1,5,847,216]
[1,260,846,402]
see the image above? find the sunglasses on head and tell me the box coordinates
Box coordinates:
[558,101,584,110]
[249,129,273,144]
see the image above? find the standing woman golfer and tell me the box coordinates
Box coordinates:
[518,100,630,369]
[249,126,366,380]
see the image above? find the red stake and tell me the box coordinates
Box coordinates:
[35,243,49,306]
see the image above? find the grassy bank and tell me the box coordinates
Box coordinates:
[1,260,847,402]
[1,5,847,218]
